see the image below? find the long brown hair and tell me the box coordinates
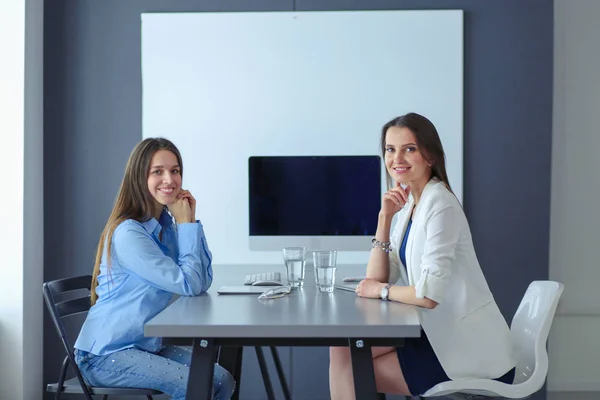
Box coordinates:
[380,112,453,193]
[91,138,183,304]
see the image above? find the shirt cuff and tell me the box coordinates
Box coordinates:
[177,223,200,255]
[414,268,445,304]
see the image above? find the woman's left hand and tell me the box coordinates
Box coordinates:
[355,278,387,299]
[177,189,196,222]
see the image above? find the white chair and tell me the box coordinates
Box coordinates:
[420,280,564,399]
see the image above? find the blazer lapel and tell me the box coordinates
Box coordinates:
[396,195,414,286]
[404,178,440,286]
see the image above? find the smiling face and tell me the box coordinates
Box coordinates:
[147,149,182,214]
[384,126,432,188]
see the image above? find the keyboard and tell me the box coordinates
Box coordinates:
[244,272,282,285]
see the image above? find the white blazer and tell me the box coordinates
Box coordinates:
[388,178,516,380]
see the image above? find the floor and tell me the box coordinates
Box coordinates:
[386,392,600,400]
[156,391,598,399]
[548,392,600,400]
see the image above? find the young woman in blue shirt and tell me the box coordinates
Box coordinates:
[74,138,235,400]
[329,113,516,398]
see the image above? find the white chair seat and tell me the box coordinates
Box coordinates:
[422,281,564,399]
[422,377,533,399]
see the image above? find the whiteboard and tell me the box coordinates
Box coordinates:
[141,10,463,265]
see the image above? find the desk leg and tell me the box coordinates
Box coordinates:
[255,346,276,400]
[270,346,292,400]
[218,346,243,400]
[186,338,216,400]
[349,338,379,400]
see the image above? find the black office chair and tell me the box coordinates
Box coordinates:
[43,275,162,400]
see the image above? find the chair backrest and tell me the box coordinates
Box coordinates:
[510,280,563,387]
[43,275,94,398]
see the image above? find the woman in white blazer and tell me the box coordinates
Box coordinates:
[329,113,516,399]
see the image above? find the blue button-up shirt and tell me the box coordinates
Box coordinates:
[74,210,213,356]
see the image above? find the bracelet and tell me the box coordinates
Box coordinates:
[371,237,392,253]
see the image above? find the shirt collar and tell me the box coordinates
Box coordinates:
[141,208,173,237]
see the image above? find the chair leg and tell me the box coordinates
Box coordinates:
[255,346,276,400]
[269,346,291,400]
[56,355,69,400]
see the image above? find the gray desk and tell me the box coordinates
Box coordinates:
[145,264,420,400]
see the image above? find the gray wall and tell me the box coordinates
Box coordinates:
[43,1,553,399]
[549,0,600,391]
[24,0,45,398]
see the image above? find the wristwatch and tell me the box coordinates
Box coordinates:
[380,283,393,301]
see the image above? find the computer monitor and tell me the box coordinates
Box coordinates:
[248,155,381,251]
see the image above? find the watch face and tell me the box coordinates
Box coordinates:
[381,287,388,300]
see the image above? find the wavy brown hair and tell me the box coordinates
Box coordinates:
[380,112,453,193]
[90,138,183,304]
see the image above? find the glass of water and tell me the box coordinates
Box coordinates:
[282,247,306,288]
[313,250,337,293]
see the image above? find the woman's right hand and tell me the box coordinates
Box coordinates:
[381,183,410,217]
[168,197,193,223]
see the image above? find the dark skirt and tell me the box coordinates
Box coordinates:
[396,330,516,395]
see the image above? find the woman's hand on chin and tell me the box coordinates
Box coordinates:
[167,197,193,223]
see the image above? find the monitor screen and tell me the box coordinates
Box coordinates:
[249,156,381,237]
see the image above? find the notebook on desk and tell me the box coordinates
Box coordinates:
[334,283,358,293]
[217,286,269,295]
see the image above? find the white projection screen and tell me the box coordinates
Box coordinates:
[141,10,463,265]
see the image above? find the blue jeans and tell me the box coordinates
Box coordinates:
[74,346,235,400]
